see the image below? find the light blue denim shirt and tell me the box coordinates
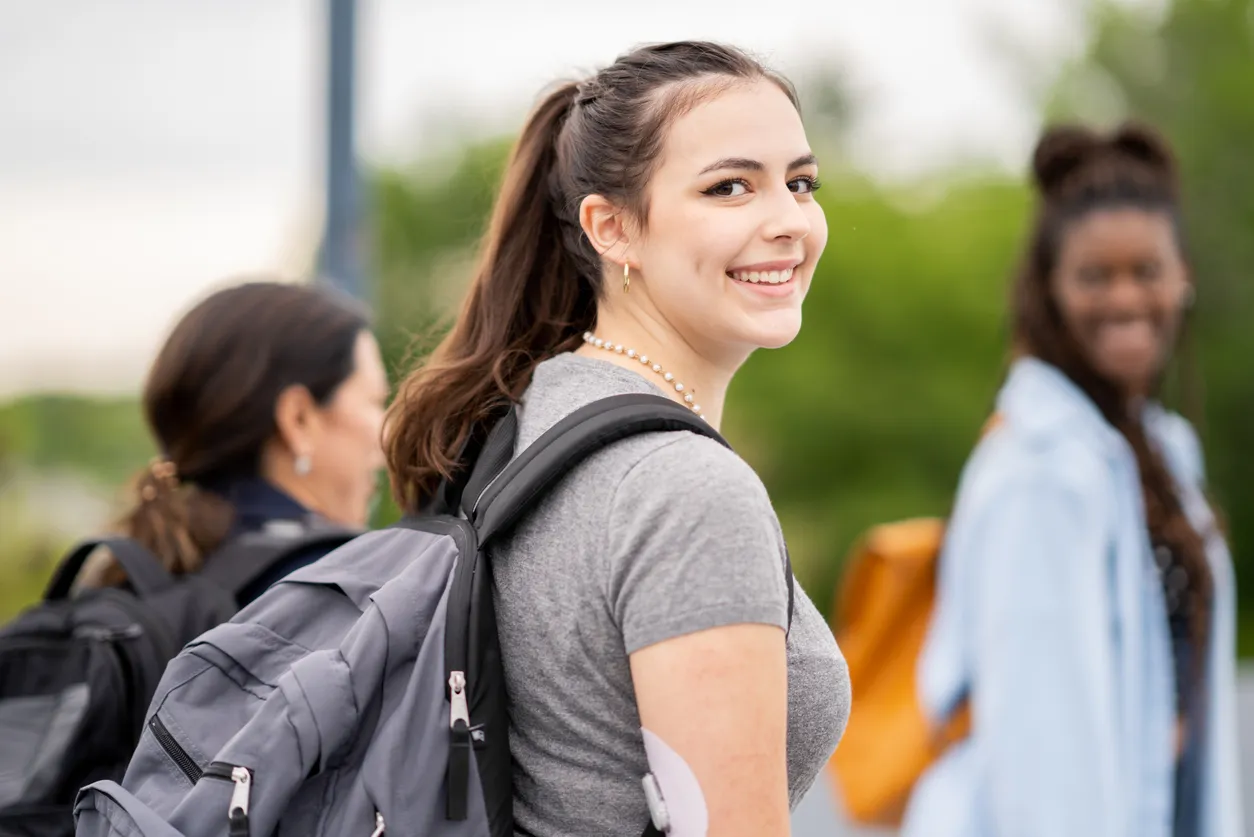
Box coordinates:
[901,357,1241,837]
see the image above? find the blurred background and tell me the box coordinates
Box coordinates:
[2,0,1252,833]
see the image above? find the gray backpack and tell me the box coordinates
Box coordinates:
[74,394,788,837]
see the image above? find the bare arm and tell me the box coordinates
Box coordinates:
[630,622,790,837]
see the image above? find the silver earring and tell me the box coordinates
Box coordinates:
[294,454,312,477]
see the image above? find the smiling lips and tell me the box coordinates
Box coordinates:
[726,260,802,286]
[1094,319,1158,356]
[728,267,793,285]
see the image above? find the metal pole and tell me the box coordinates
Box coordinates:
[317,0,365,302]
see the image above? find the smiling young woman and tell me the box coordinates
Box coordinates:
[384,41,850,837]
[902,122,1241,837]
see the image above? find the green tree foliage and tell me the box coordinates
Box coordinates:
[0,396,148,618]
[0,396,151,489]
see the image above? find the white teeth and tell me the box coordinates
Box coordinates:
[730,267,794,285]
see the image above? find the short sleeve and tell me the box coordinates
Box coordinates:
[605,434,790,654]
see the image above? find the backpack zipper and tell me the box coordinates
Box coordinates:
[203,763,252,837]
[148,715,202,784]
[227,765,251,837]
[449,671,470,730]
[370,811,386,836]
[145,731,251,836]
[432,517,476,821]
[446,670,471,820]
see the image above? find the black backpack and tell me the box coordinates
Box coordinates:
[0,522,360,837]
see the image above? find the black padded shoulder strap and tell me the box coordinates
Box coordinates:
[468,394,727,541]
[198,520,363,597]
[468,393,795,631]
[44,536,175,600]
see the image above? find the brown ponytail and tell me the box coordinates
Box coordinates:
[111,459,234,577]
[385,81,589,513]
[385,41,798,512]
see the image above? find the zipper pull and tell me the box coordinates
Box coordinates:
[369,811,386,837]
[447,671,471,820]
[228,766,251,837]
[449,671,469,728]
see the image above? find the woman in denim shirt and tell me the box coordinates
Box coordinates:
[902,123,1241,837]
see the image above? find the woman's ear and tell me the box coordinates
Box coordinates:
[580,193,636,267]
[272,383,319,460]
[1180,270,1196,311]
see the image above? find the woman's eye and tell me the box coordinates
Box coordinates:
[1077,266,1108,287]
[789,176,822,194]
[704,179,749,198]
[1135,261,1163,282]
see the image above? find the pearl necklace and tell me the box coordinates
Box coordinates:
[582,331,703,417]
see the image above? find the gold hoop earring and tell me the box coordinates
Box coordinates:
[623,262,631,293]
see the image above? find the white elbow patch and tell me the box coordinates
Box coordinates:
[641,727,708,836]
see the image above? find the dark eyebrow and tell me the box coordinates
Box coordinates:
[700,157,763,175]
[698,153,818,175]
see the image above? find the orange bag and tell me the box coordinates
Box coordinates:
[827,417,1000,826]
[826,517,970,826]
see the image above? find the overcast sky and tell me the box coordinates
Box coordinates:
[0,0,1108,397]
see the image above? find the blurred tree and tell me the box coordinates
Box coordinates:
[0,396,150,489]
[371,138,513,375]
[0,400,127,620]
[794,61,862,160]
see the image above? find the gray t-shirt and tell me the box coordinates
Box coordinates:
[493,353,850,836]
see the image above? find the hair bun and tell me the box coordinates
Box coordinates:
[1110,119,1177,179]
[1031,120,1179,199]
[1031,124,1103,196]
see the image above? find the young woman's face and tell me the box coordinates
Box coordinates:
[1052,208,1190,398]
[631,78,827,357]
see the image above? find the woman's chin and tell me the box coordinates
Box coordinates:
[741,313,804,351]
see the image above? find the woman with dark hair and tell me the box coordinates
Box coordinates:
[903,123,1241,837]
[80,279,389,604]
[384,41,849,837]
